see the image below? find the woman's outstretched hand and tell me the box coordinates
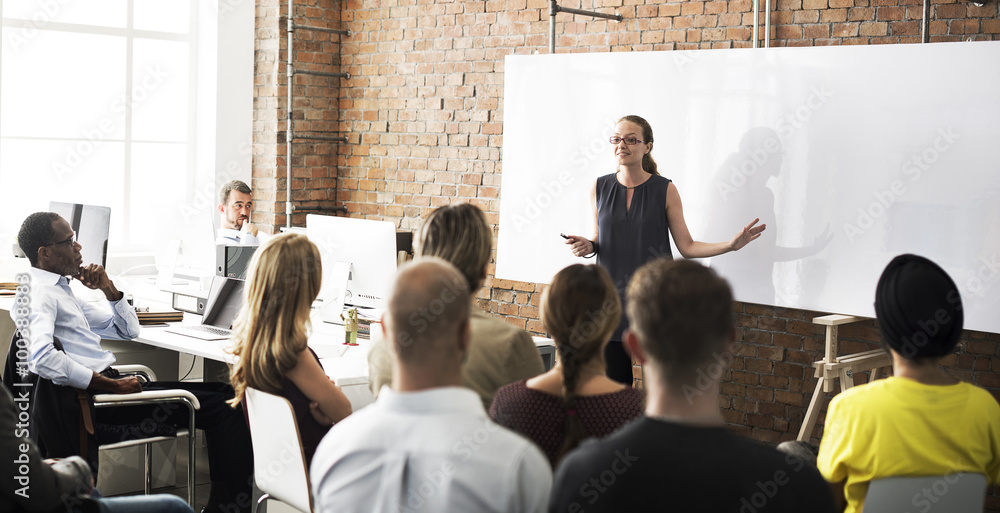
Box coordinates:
[729,218,766,252]
[565,235,595,257]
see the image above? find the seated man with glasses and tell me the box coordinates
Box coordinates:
[7,212,254,513]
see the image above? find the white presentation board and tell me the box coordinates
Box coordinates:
[497,41,1000,334]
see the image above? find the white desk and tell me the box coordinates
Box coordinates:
[135,317,376,409]
[0,294,377,410]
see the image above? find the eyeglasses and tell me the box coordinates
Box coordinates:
[609,136,645,145]
[45,233,77,247]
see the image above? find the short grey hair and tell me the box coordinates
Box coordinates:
[219,180,252,205]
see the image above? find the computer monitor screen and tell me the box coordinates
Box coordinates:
[201,276,245,329]
[49,202,111,268]
[306,214,397,310]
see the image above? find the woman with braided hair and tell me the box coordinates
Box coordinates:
[489,264,644,467]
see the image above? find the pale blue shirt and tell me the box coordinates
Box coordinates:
[10,267,141,390]
[310,386,552,513]
[215,228,263,246]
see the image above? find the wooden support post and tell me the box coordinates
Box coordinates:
[796,314,893,442]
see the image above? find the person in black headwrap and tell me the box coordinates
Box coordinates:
[874,254,963,362]
[815,254,1000,513]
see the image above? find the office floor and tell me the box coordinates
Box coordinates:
[109,437,213,511]
[128,438,296,513]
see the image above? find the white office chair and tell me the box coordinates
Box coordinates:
[863,473,987,513]
[94,365,200,506]
[245,387,313,513]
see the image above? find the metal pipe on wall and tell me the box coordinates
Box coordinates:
[286,0,294,229]
[921,0,931,43]
[549,0,622,53]
[550,1,557,53]
[752,0,759,48]
[764,0,771,48]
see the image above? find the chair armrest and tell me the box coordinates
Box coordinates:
[94,389,201,410]
[112,364,157,383]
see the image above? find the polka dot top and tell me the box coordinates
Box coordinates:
[489,379,645,468]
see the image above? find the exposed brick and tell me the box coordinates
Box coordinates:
[758,346,785,361]
[748,386,775,401]
[775,390,804,406]
[747,358,774,373]
[256,15,1000,511]
[774,333,803,350]
[860,20,889,35]
[744,328,773,345]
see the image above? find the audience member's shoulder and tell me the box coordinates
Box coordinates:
[621,386,645,402]
[965,382,1000,412]
[560,416,647,466]
[827,375,895,409]
[493,379,528,401]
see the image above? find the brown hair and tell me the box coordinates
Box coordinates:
[228,233,322,405]
[218,179,252,206]
[626,259,733,388]
[542,264,621,462]
[415,203,492,294]
[618,115,659,176]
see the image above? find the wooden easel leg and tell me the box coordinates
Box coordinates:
[839,367,854,391]
[797,377,827,442]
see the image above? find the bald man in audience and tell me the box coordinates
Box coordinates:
[310,258,551,513]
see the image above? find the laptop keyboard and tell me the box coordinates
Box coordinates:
[187,325,231,336]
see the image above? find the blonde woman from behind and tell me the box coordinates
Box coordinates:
[229,232,352,464]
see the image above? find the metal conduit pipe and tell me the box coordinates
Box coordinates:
[921,0,931,43]
[549,0,622,53]
[284,0,351,227]
[764,0,771,47]
[286,0,294,228]
[753,0,759,48]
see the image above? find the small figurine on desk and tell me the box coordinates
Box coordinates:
[341,307,359,346]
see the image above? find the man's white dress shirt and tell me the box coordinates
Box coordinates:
[10,267,140,390]
[310,386,552,513]
[215,228,263,246]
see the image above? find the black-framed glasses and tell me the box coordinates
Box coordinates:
[609,136,645,145]
[45,233,77,247]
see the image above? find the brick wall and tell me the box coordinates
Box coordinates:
[254,0,345,233]
[252,0,1000,507]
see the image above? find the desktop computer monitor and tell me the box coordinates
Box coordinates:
[49,202,111,268]
[305,214,397,310]
[216,245,257,280]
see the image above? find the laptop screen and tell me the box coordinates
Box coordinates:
[201,277,245,329]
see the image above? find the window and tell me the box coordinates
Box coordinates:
[0,0,252,272]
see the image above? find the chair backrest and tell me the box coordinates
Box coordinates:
[244,387,313,513]
[863,473,987,513]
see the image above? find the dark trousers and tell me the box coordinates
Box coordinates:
[604,340,634,386]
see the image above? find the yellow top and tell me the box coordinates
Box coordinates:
[817,376,1000,513]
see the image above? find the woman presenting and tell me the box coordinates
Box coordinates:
[565,115,765,385]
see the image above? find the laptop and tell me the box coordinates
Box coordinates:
[166,277,245,340]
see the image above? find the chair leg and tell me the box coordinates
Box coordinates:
[144,443,153,495]
[253,493,270,513]
[187,431,196,507]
